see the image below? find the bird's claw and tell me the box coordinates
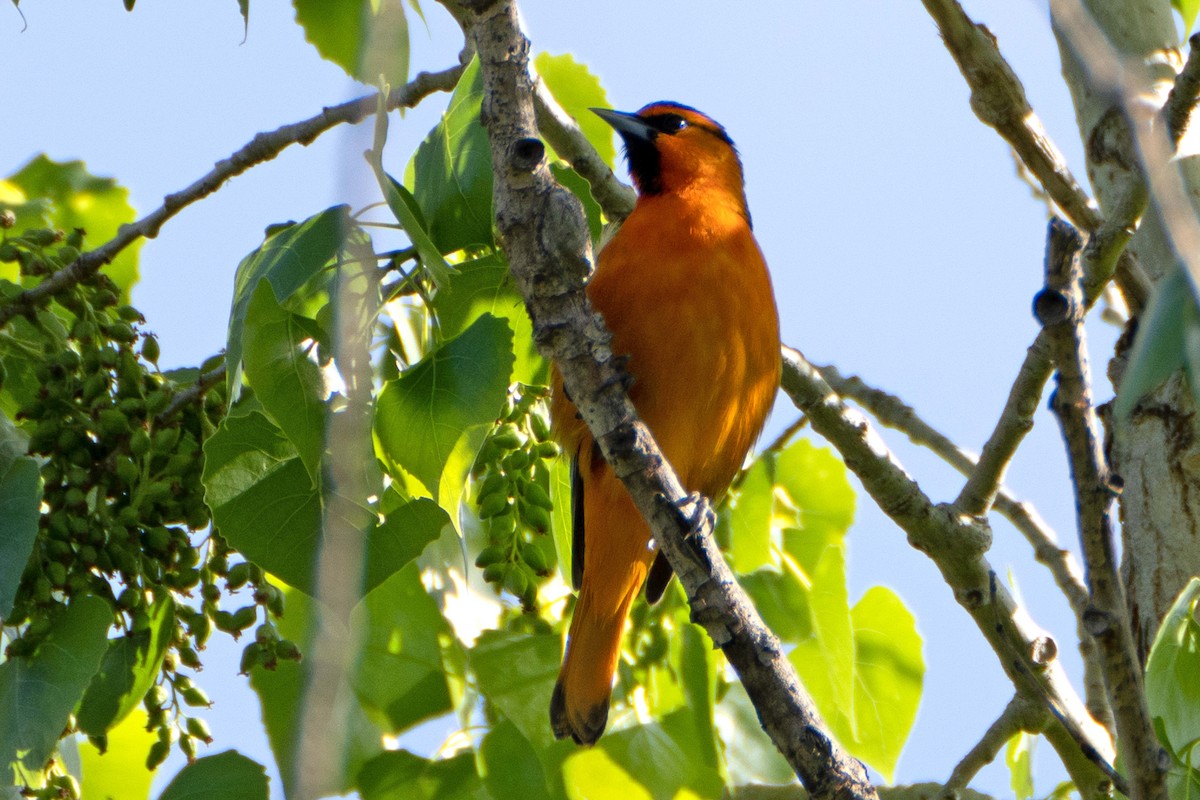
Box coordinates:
[656,491,715,563]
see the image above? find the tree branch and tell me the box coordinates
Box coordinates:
[1166,32,1200,144]
[942,694,1048,797]
[780,348,1120,798]
[918,0,1149,311]
[532,80,636,220]
[466,1,876,796]
[1037,217,1167,800]
[0,65,464,328]
[815,363,1114,731]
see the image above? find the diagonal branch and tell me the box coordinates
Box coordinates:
[780,347,1120,798]
[1166,32,1200,144]
[466,0,876,796]
[816,363,1113,731]
[1037,217,1167,800]
[0,65,464,328]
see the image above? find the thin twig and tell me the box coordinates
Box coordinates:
[780,347,1117,797]
[1037,217,1167,800]
[156,364,227,423]
[1164,32,1200,144]
[942,694,1048,797]
[0,65,465,328]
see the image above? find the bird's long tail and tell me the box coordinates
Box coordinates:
[550,474,653,745]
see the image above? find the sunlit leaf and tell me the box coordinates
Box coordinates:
[1174,0,1200,35]
[469,630,561,750]
[479,721,552,800]
[76,595,174,736]
[534,52,616,169]
[357,749,486,800]
[1006,731,1035,800]
[1114,263,1190,419]
[375,314,514,500]
[0,156,141,298]
[293,0,409,86]
[1146,578,1200,759]
[78,708,157,800]
[407,58,494,254]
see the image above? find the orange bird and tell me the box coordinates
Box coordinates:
[549,102,781,745]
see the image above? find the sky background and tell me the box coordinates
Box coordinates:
[0,0,1143,796]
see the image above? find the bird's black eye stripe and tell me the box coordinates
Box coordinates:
[647,113,688,134]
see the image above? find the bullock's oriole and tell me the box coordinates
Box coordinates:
[549,102,781,745]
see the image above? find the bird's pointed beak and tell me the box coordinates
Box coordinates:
[591,108,656,143]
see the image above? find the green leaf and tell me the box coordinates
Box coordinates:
[1175,0,1200,35]
[714,680,795,787]
[842,586,924,780]
[1006,731,1036,800]
[203,411,322,593]
[722,457,777,575]
[1115,263,1191,419]
[550,163,604,246]
[479,721,552,800]
[561,747,651,800]
[0,594,111,773]
[364,493,449,595]
[0,156,141,298]
[77,596,174,736]
[430,254,543,385]
[237,0,249,37]
[534,53,616,169]
[407,58,494,254]
[0,411,29,477]
[354,563,453,732]
[375,314,514,499]
[469,630,561,750]
[549,456,574,585]
[226,205,350,395]
[156,751,269,800]
[567,719,724,800]
[357,749,486,800]
[293,0,409,85]
[1146,578,1200,759]
[242,281,327,480]
[204,411,439,597]
[0,456,41,620]
[79,708,157,800]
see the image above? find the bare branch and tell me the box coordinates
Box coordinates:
[1166,32,1200,143]
[156,364,226,423]
[0,65,465,328]
[943,694,1048,797]
[532,81,636,220]
[466,1,876,796]
[780,347,1119,798]
[1037,217,1168,800]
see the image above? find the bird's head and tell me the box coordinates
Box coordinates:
[592,102,748,209]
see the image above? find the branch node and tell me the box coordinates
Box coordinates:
[510,137,545,172]
[1030,635,1058,668]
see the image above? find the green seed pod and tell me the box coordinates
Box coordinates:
[115,457,140,486]
[478,491,510,519]
[57,245,80,263]
[476,472,507,501]
[131,609,152,633]
[116,305,143,322]
[130,429,151,457]
[141,336,160,365]
[179,732,197,762]
[482,563,505,584]
[77,544,98,565]
[255,622,279,644]
[88,732,109,755]
[502,449,530,472]
[474,545,506,568]
[276,639,301,662]
[521,542,550,575]
[530,413,551,442]
[524,504,552,534]
[117,587,140,610]
[145,683,169,709]
[23,228,61,247]
[146,739,170,771]
[239,641,267,674]
[97,408,130,438]
[145,389,170,415]
[225,561,251,590]
[231,605,258,630]
[489,510,517,537]
[521,578,539,611]
[180,685,211,707]
[267,586,285,618]
[142,481,173,506]
[522,481,553,511]
[144,526,171,554]
[47,562,68,587]
[179,646,202,670]
[491,425,524,451]
[33,575,52,603]
[0,243,15,262]
[535,440,560,459]
[185,716,212,744]
[504,567,529,599]
[152,427,180,455]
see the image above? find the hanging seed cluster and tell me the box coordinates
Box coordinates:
[472,384,559,610]
[0,225,297,792]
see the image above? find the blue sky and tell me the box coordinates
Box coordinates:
[1,0,1129,795]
